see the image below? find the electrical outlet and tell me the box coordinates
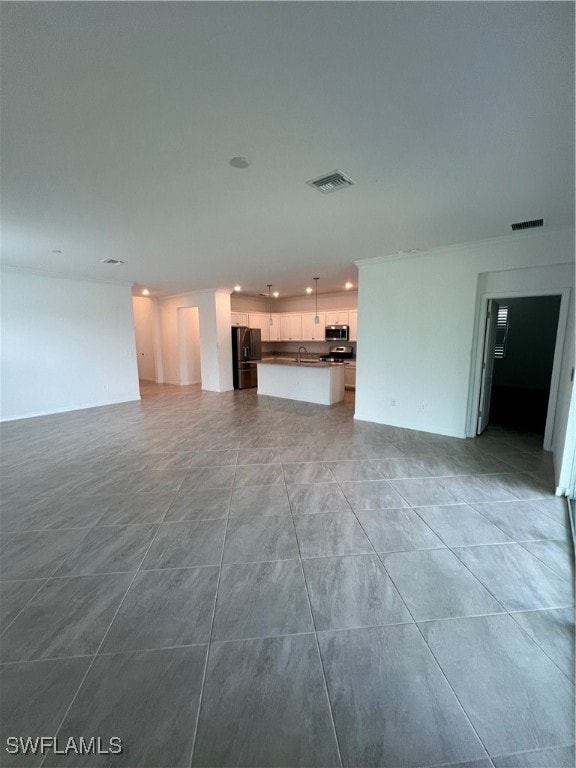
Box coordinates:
[418,402,425,412]
[390,398,396,407]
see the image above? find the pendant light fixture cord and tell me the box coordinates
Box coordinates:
[314,277,320,324]
[267,284,273,326]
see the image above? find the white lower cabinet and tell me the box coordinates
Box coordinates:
[344,365,356,390]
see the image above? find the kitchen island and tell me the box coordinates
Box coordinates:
[257,359,346,405]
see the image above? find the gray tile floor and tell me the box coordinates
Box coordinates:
[1,382,574,768]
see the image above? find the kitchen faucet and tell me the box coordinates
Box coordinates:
[297,346,308,365]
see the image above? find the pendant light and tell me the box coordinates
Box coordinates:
[267,284,273,326]
[313,277,320,324]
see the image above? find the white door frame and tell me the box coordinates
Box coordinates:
[477,299,500,435]
[467,287,570,450]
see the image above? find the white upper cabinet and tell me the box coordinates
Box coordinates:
[269,313,282,341]
[280,313,303,341]
[248,312,270,342]
[325,309,349,326]
[231,312,249,326]
[348,310,358,341]
[232,306,356,341]
[301,312,326,341]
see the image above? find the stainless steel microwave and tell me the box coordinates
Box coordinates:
[325,325,349,341]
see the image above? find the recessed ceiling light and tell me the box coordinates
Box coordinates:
[306,287,313,294]
[142,288,150,296]
[233,285,242,292]
[273,291,279,298]
[345,282,353,289]
[101,258,125,265]
[229,157,250,169]
[51,249,63,254]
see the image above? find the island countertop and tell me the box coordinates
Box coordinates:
[258,358,346,369]
[256,359,346,405]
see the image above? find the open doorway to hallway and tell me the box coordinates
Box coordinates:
[178,306,202,387]
[477,295,562,439]
[133,295,157,385]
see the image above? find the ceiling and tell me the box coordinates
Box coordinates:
[1,2,574,298]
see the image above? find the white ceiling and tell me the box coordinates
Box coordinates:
[1,2,574,298]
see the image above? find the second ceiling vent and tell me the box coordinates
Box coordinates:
[307,170,355,194]
[511,218,544,231]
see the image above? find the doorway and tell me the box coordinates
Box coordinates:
[477,294,562,440]
[178,306,202,386]
[133,296,158,383]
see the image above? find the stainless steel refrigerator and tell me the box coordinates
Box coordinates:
[232,326,262,389]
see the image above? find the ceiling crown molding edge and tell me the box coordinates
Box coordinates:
[354,225,575,269]
[0,264,135,288]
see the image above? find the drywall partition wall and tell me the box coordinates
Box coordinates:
[178,306,201,385]
[133,296,157,381]
[355,228,574,439]
[158,289,233,392]
[1,270,141,420]
[230,294,270,313]
[230,291,358,314]
[274,292,358,313]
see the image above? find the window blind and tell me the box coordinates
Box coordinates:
[494,306,509,358]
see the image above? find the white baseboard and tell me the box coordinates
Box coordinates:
[0,394,142,423]
[353,412,467,439]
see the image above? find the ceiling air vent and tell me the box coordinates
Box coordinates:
[102,258,125,264]
[307,170,355,194]
[511,218,544,231]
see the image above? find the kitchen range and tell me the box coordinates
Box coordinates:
[320,345,354,363]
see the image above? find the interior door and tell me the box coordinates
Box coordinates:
[477,299,500,434]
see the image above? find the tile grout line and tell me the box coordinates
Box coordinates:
[379,553,495,764]
[287,477,345,768]
[447,541,563,614]
[0,578,48,640]
[186,457,236,768]
[506,610,576,685]
[37,516,168,768]
[345,481,497,764]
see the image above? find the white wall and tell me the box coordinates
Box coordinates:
[1,269,140,420]
[158,289,233,391]
[133,296,157,381]
[275,291,358,313]
[231,291,358,314]
[178,306,201,385]
[355,228,574,443]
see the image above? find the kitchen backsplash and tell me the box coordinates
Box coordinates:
[262,341,356,357]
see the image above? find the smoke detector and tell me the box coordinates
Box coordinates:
[307,170,355,194]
